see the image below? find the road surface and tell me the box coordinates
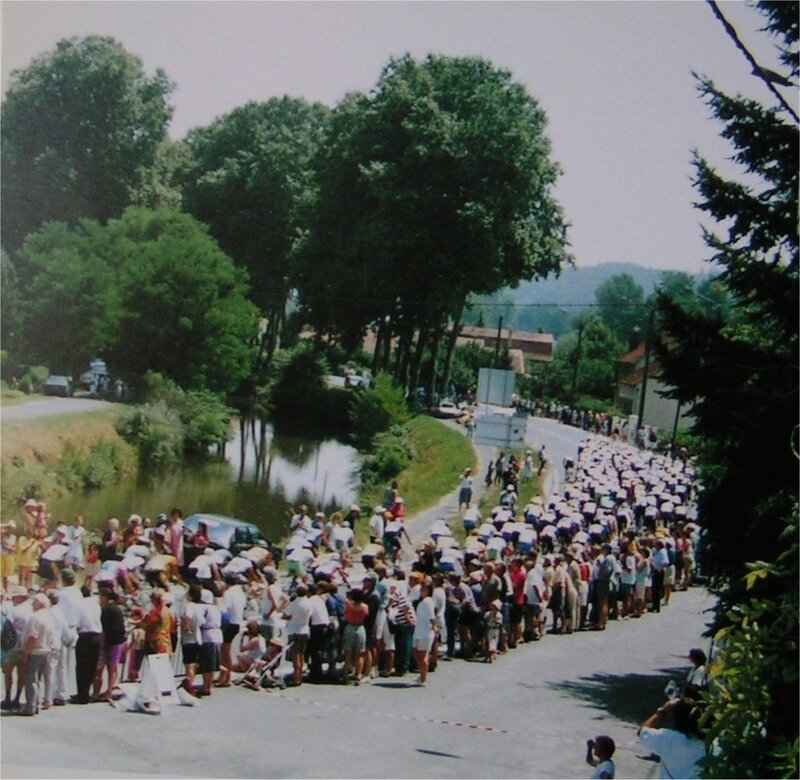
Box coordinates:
[1,397,115,423]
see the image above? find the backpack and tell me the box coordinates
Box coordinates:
[1,614,18,652]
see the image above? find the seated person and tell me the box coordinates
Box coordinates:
[236,635,287,689]
[217,620,266,685]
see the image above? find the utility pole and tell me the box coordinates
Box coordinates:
[571,321,585,403]
[636,307,656,434]
[493,316,504,367]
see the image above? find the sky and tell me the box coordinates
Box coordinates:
[2,0,795,274]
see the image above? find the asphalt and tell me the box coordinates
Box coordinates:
[1,410,714,779]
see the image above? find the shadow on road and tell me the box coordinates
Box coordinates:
[546,666,686,724]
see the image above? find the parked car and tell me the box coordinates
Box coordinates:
[435,398,465,419]
[183,513,282,561]
[344,369,371,390]
[43,375,73,397]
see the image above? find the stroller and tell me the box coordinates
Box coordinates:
[236,638,294,691]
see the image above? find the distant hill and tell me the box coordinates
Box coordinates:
[465,263,708,336]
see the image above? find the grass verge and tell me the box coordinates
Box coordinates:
[1,409,136,513]
[355,414,477,547]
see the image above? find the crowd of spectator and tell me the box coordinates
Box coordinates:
[0,428,701,720]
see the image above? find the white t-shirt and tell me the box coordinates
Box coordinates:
[307,594,329,627]
[413,596,436,640]
[638,728,705,779]
[181,601,205,645]
[223,584,247,625]
[284,596,311,636]
[621,554,637,586]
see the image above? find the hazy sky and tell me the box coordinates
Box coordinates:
[2,1,795,274]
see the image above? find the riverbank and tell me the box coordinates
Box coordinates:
[1,408,137,514]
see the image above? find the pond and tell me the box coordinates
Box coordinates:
[44,418,360,544]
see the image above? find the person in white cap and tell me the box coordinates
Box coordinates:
[20,592,55,715]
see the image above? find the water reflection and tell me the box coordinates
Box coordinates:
[46,419,360,543]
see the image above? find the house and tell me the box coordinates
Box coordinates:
[456,326,554,364]
[615,344,693,433]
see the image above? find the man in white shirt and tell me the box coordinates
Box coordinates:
[282,585,311,686]
[306,583,330,683]
[72,589,102,704]
[21,593,56,715]
[218,576,247,686]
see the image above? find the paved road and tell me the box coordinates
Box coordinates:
[0,585,713,778]
[1,410,710,779]
[1,396,114,423]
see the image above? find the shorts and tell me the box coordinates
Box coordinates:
[182,643,200,665]
[412,634,434,653]
[524,603,541,618]
[342,624,366,655]
[222,623,240,644]
[548,587,564,611]
[104,641,127,668]
[664,566,675,586]
[289,634,308,658]
[38,559,57,581]
[618,583,633,599]
[381,619,396,651]
[199,643,221,674]
[634,581,646,600]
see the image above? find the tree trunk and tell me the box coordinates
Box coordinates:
[440,303,465,398]
[408,325,429,396]
[427,325,442,403]
[371,321,384,375]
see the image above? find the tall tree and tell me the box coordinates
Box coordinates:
[594,273,646,343]
[294,54,570,390]
[655,2,798,775]
[1,36,173,251]
[182,98,329,370]
[13,208,258,393]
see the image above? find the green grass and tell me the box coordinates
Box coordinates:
[355,414,477,547]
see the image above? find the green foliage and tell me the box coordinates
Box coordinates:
[595,273,646,342]
[349,373,410,450]
[701,507,798,779]
[59,439,135,490]
[129,138,188,211]
[116,403,184,470]
[360,424,415,486]
[294,54,570,385]
[1,35,173,252]
[269,342,331,424]
[17,365,49,395]
[552,317,623,401]
[117,372,234,468]
[11,208,258,393]
[448,342,503,396]
[652,3,798,776]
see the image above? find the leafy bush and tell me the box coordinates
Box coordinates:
[116,403,183,470]
[360,424,415,486]
[349,373,409,450]
[269,342,329,422]
[701,507,798,779]
[18,365,49,394]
